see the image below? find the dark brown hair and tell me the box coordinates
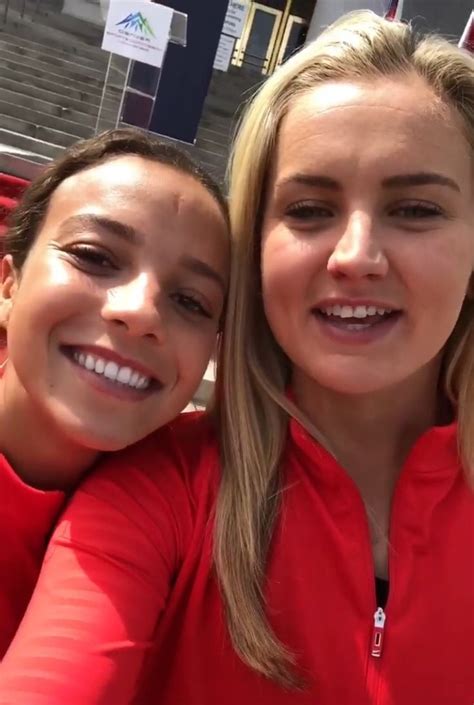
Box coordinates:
[5,127,228,269]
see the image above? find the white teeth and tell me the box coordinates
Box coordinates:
[85,354,95,371]
[117,367,132,385]
[340,305,353,319]
[136,375,150,390]
[72,351,152,390]
[354,306,367,319]
[320,304,393,319]
[104,361,119,382]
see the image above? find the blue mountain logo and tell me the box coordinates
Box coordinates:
[116,12,155,37]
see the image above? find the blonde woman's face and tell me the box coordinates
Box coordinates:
[261,76,474,397]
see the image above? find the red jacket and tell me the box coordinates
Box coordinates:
[0,455,64,657]
[0,413,472,705]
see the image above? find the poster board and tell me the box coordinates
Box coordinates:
[102,1,173,68]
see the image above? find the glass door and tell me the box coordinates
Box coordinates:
[273,15,307,69]
[234,3,283,74]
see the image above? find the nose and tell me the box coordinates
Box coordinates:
[327,211,388,280]
[101,272,164,342]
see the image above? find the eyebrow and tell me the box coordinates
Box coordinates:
[58,214,140,244]
[180,255,226,294]
[276,174,341,191]
[275,171,461,193]
[381,172,461,192]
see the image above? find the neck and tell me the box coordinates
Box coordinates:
[0,374,99,491]
[292,359,445,481]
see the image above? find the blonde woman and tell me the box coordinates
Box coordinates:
[0,11,472,705]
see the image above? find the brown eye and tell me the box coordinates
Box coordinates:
[69,245,118,272]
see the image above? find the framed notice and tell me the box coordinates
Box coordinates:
[213,34,236,72]
[101,1,173,68]
[222,0,249,39]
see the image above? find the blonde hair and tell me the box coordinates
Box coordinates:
[212,10,474,687]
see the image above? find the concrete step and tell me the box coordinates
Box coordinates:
[4,8,104,51]
[0,45,119,88]
[199,117,234,139]
[5,20,104,62]
[0,62,119,112]
[0,127,64,160]
[0,74,117,121]
[0,151,49,177]
[0,28,108,72]
[192,146,227,170]
[0,113,81,148]
[196,135,230,156]
[0,55,121,100]
[198,120,234,139]
[0,97,97,139]
[0,85,115,130]
[31,7,105,46]
[0,39,122,83]
[203,97,241,120]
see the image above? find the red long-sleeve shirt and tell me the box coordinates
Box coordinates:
[0,412,472,705]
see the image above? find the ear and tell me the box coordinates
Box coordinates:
[0,255,20,329]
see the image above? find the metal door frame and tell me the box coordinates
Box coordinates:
[272,14,306,71]
[233,3,283,74]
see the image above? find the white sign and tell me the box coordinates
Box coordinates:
[102,1,173,68]
[213,34,236,72]
[222,0,249,39]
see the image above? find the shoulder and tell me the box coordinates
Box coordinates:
[74,411,220,530]
[101,410,219,482]
[52,412,220,575]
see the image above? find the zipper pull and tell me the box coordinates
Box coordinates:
[370,607,386,658]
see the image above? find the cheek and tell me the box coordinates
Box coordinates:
[173,323,217,379]
[409,247,471,317]
[261,230,315,314]
[8,261,98,345]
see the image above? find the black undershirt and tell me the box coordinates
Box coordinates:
[375,577,389,609]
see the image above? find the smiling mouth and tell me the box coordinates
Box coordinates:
[313,304,402,330]
[61,346,163,393]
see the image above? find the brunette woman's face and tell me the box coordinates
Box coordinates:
[261,76,474,396]
[1,156,229,449]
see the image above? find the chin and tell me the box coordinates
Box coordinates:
[306,365,399,396]
[64,424,132,452]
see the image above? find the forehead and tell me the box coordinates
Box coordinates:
[48,155,223,225]
[272,76,471,188]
